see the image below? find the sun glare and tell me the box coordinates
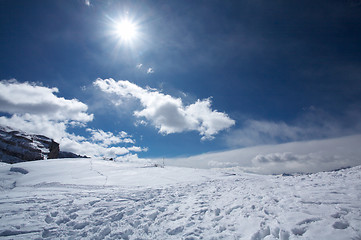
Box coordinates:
[114,19,138,42]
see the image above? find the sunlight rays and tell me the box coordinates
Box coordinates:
[107,14,142,49]
[114,19,138,42]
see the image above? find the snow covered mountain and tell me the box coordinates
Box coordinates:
[0,158,360,239]
[0,125,87,164]
[0,125,59,164]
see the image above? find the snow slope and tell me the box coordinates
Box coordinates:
[0,158,360,239]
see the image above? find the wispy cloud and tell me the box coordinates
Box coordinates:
[135,64,154,74]
[0,79,146,160]
[226,120,306,147]
[167,135,361,174]
[226,106,361,147]
[165,105,361,174]
[94,78,235,140]
[147,68,154,74]
[84,0,91,6]
[134,119,148,127]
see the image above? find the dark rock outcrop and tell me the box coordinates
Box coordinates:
[58,151,89,159]
[0,126,59,164]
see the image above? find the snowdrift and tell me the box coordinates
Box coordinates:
[0,158,360,239]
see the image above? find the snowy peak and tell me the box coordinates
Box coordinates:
[0,125,59,164]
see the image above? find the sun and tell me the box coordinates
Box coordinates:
[114,19,138,42]
[107,14,143,49]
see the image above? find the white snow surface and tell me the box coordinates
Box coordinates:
[0,158,360,239]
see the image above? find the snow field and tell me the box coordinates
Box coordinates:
[0,158,360,239]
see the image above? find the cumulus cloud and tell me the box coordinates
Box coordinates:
[0,79,146,159]
[166,134,361,174]
[127,146,148,152]
[94,78,235,140]
[60,135,130,158]
[147,68,154,74]
[0,113,129,158]
[0,114,69,141]
[0,79,93,122]
[86,128,135,146]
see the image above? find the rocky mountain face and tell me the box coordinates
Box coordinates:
[0,126,59,164]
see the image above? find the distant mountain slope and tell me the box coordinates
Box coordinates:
[0,125,87,164]
[0,125,59,164]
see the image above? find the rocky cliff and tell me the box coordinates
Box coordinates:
[0,126,59,164]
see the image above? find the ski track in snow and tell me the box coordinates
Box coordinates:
[89,159,108,187]
[0,160,361,239]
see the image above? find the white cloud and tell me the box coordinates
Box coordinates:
[226,120,304,147]
[84,0,91,6]
[0,114,68,141]
[0,79,146,159]
[0,114,125,158]
[94,78,235,140]
[0,79,93,122]
[167,134,361,174]
[136,63,143,69]
[114,153,151,163]
[127,146,148,152]
[86,128,135,146]
[187,98,236,140]
[134,120,148,127]
[147,68,154,74]
[226,106,361,147]
[60,136,129,158]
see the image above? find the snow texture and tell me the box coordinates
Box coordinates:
[0,158,360,239]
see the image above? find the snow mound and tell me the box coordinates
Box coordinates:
[0,158,360,239]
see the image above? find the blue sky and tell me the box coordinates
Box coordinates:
[1,0,361,171]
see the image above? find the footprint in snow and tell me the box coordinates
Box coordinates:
[44,215,53,224]
[89,199,101,206]
[271,227,290,240]
[291,226,307,236]
[225,205,243,215]
[50,211,58,217]
[332,221,349,229]
[110,212,124,222]
[214,208,221,216]
[148,211,158,221]
[251,226,270,240]
[73,221,89,230]
[66,207,79,215]
[98,226,111,238]
[56,217,70,225]
[297,217,321,225]
[331,208,349,219]
[109,229,134,239]
[166,226,184,235]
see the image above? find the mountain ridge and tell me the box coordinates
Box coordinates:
[0,125,86,164]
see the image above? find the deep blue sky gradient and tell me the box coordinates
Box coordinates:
[1,0,361,158]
